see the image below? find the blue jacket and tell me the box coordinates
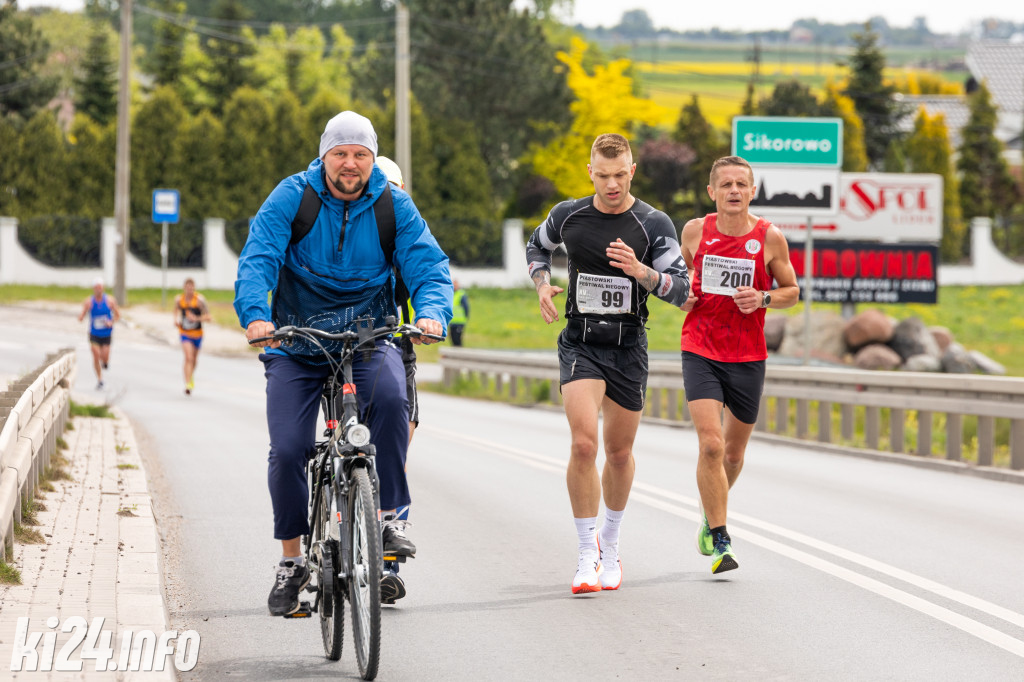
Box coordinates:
[234,158,453,355]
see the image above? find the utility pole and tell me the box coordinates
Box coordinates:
[114,0,133,305]
[395,1,411,194]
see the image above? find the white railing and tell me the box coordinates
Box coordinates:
[439,348,1024,475]
[0,349,75,561]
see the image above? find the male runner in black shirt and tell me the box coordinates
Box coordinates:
[526,133,690,593]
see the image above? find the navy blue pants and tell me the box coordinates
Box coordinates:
[262,342,410,540]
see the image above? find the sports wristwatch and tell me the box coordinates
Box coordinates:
[760,291,772,308]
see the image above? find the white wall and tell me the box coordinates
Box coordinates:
[2,216,1017,290]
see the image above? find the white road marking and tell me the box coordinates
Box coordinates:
[424,424,1024,659]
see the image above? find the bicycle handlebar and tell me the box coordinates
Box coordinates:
[248,319,444,347]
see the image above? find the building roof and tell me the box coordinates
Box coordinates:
[966,41,1024,115]
[896,95,972,149]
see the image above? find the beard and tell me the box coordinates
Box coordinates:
[330,172,367,197]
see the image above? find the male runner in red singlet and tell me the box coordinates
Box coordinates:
[679,156,799,574]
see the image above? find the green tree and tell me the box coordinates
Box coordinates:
[302,88,351,156]
[409,0,572,199]
[67,113,115,219]
[842,23,906,169]
[0,114,18,215]
[146,0,188,90]
[758,80,825,117]
[174,110,225,219]
[673,94,727,215]
[11,110,69,217]
[74,19,117,125]
[882,139,906,172]
[740,82,757,116]
[244,24,355,104]
[0,4,60,120]
[905,108,964,261]
[822,82,868,172]
[201,0,258,114]
[956,81,1021,255]
[130,86,188,219]
[221,86,276,219]
[270,90,310,182]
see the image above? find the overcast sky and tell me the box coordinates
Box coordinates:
[16,0,1022,36]
[562,0,1020,35]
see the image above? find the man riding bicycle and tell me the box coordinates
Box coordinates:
[234,111,453,616]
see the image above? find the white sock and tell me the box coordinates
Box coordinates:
[574,517,598,555]
[600,508,625,548]
[282,555,305,566]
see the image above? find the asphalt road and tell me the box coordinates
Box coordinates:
[4,306,1024,681]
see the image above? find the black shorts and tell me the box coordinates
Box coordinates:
[89,334,112,346]
[557,330,648,412]
[681,351,765,425]
[400,336,419,425]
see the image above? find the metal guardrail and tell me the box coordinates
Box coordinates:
[438,348,1024,474]
[0,349,75,561]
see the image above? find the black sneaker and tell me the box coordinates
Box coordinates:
[380,570,406,605]
[268,560,311,616]
[382,519,416,557]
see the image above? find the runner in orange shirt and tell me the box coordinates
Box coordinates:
[174,278,212,395]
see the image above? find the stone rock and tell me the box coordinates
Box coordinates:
[929,326,954,352]
[902,354,942,372]
[940,342,975,374]
[888,317,941,361]
[764,314,786,352]
[854,344,902,371]
[968,350,1006,375]
[843,309,893,351]
[778,311,846,361]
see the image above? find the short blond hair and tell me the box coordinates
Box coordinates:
[710,156,754,186]
[591,133,631,162]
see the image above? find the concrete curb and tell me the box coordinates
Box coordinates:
[0,407,175,680]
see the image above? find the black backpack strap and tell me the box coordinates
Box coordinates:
[374,182,396,265]
[289,182,322,245]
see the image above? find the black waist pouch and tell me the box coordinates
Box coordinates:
[564,318,642,348]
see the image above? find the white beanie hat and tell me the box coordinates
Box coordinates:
[319,111,378,159]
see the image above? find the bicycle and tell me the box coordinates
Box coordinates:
[251,315,439,680]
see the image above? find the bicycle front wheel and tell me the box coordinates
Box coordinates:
[348,467,382,680]
[317,480,344,660]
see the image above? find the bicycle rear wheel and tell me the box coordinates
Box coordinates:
[347,467,382,680]
[316,480,344,660]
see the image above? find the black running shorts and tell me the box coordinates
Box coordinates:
[681,351,765,425]
[557,329,648,412]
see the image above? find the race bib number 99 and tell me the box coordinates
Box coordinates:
[701,255,755,296]
[576,273,631,314]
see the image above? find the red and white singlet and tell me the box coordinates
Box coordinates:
[680,213,774,362]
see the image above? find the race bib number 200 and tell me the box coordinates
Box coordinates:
[576,273,631,314]
[701,255,755,296]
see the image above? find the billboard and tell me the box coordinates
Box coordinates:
[761,173,943,241]
[787,240,939,304]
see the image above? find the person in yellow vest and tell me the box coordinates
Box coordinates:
[174,278,212,395]
[449,279,469,346]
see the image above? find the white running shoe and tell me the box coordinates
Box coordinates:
[598,537,622,590]
[571,549,602,594]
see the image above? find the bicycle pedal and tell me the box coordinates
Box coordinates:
[283,602,312,618]
[382,554,408,563]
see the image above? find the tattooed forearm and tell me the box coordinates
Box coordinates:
[637,266,661,293]
[531,269,551,291]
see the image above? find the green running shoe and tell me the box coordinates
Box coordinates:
[695,504,714,556]
[711,541,739,574]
